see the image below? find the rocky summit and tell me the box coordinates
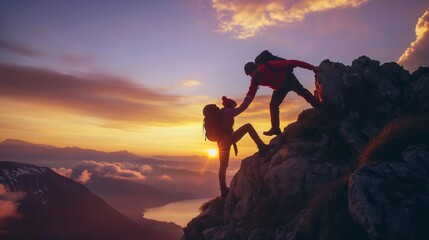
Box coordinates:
[182,56,429,240]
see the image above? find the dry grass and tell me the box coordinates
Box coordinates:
[359,115,429,166]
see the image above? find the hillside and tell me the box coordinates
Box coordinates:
[0,161,182,240]
[182,57,429,240]
[0,139,220,217]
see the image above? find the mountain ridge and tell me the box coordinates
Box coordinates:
[0,161,182,240]
[0,139,141,164]
[182,56,429,240]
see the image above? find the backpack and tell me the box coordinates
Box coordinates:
[203,104,223,141]
[254,50,286,73]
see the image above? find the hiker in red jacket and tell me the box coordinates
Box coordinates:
[217,96,269,197]
[244,59,322,136]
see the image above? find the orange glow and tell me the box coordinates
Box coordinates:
[0,76,311,157]
[207,148,218,158]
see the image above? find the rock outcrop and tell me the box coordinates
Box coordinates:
[182,56,429,240]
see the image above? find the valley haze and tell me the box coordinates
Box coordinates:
[0,139,236,221]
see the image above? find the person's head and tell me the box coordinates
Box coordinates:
[244,62,257,76]
[222,96,237,108]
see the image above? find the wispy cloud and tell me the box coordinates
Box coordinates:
[0,184,23,230]
[0,38,45,57]
[0,64,195,127]
[76,170,92,183]
[139,165,154,173]
[211,0,369,39]
[157,174,173,181]
[181,79,201,87]
[52,167,73,178]
[398,10,429,72]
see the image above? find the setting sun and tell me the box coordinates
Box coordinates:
[208,148,218,158]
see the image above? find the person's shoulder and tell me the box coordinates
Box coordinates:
[268,59,287,63]
[267,59,289,67]
[221,107,234,114]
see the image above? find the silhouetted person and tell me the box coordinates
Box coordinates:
[244,59,322,136]
[217,96,269,198]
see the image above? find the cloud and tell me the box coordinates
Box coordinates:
[67,159,221,198]
[52,167,73,178]
[139,165,154,173]
[398,10,429,72]
[181,80,201,87]
[0,64,194,126]
[157,174,172,181]
[0,38,45,57]
[76,170,92,183]
[73,160,146,181]
[0,184,23,230]
[211,0,369,39]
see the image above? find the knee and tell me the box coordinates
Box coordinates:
[242,123,256,132]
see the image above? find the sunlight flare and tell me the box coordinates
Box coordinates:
[208,148,218,158]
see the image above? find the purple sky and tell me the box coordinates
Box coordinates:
[0,0,428,156]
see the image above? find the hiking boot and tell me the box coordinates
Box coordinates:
[258,143,269,156]
[263,127,281,136]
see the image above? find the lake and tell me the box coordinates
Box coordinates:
[143,198,211,227]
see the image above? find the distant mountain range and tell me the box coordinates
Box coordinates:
[0,138,220,225]
[0,161,182,240]
[0,139,142,167]
[0,138,222,170]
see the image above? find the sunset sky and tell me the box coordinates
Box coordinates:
[1,0,428,158]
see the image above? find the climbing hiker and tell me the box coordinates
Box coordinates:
[244,50,322,136]
[203,96,269,198]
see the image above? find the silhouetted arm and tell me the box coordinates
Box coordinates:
[232,96,253,117]
[245,79,259,100]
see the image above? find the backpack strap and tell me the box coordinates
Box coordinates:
[263,62,280,73]
[203,121,207,141]
[233,143,238,156]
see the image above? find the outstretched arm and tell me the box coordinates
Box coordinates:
[232,96,253,117]
[245,79,258,100]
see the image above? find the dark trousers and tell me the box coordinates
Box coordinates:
[270,72,320,128]
[217,123,264,192]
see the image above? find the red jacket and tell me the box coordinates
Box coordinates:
[246,59,315,99]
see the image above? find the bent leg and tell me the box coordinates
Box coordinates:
[231,123,264,147]
[290,75,321,108]
[217,142,231,195]
[231,124,268,155]
[269,89,288,129]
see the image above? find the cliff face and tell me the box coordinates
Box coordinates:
[182,56,429,240]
